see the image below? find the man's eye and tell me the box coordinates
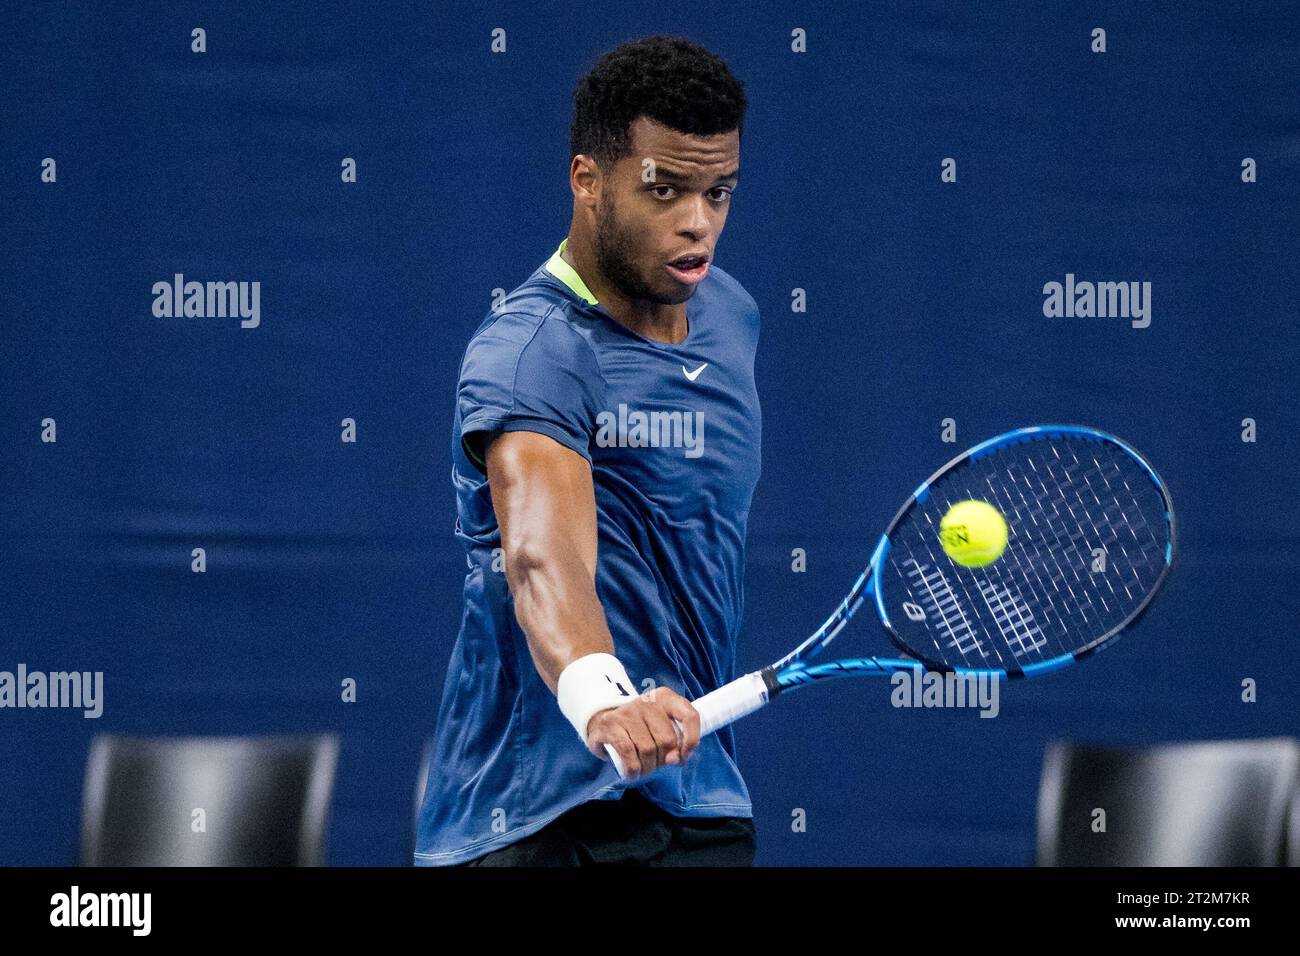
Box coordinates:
[650,185,675,198]
[710,187,734,201]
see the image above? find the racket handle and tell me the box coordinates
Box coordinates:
[603,671,771,780]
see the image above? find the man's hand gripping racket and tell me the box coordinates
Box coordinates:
[603,425,1176,780]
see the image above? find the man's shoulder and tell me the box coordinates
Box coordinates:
[489,266,572,318]
[703,261,760,332]
[462,270,595,353]
[460,288,600,384]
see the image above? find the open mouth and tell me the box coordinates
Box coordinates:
[666,255,710,284]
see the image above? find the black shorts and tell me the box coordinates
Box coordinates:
[456,788,757,866]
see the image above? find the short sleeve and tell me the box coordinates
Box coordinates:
[457,312,602,471]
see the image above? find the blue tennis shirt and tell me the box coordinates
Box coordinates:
[415,239,762,865]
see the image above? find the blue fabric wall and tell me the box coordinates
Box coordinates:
[3,1,1297,865]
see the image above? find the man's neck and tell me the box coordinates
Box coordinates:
[562,239,689,345]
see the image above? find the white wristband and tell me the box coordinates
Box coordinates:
[556,652,636,745]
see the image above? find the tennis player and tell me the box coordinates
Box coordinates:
[416,35,760,866]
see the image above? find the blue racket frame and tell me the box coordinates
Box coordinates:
[761,425,1176,697]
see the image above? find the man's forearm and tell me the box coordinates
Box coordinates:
[483,429,640,743]
[506,547,617,693]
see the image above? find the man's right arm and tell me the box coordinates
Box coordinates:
[483,429,701,778]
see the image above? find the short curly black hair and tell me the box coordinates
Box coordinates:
[570,35,747,168]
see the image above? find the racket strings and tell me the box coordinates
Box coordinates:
[887,436,1170,672]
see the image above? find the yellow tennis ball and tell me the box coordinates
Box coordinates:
[939,500,1008,567]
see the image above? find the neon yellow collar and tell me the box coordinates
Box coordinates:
[543,238,599,305]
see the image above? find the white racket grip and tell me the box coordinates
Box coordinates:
[603,671,770,780]
[692,670,771,736]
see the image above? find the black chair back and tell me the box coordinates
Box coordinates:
[81,734,339,866]
[1037,738,1299,866]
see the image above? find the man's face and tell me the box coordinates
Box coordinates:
[593,117,740,306]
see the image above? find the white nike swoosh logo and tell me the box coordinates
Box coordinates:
[682,362,709,381]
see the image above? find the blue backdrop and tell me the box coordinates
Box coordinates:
[3,1,1297,865]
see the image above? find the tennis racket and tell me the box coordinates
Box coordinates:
[605,424,1175,779]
